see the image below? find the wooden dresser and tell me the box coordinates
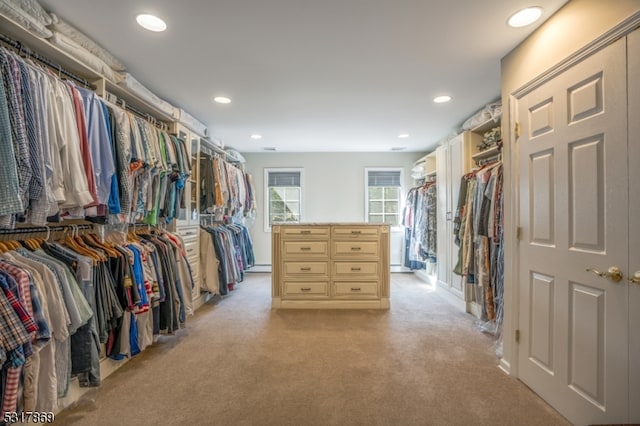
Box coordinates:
[271,223,390,309]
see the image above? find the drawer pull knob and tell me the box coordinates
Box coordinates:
[350,247,361,251]
[351,230,361,234]
[300,230,311,234]
[300,247,312,251]
[300,267,311,271]
[301,288,311,292]
[351,267,361,271]
[351,288,361,291]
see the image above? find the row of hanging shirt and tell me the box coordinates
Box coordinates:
[0,46,191,229]
[199,223,255,296]
[199,152,257,221]
[453,159,504,328]
[0,227,193,415]
[402,180,437,270]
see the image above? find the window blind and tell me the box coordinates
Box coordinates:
[367,170,401,187]
[268,171,301,187]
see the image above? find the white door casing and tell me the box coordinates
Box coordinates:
[517,36,629,425]
[627,28,640,423]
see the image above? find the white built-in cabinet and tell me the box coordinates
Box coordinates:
[435,131,481,306]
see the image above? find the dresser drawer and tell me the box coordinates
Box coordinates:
[184,240,198,257]
[176,226,199,239]
[282,226,330,239]
[333,282,379,297]
[332,226,379,240]
[283,282,329,297]
[283,241,329,257]
[333,241,378,257]
[284,262,329,276]
[333,262,378,277]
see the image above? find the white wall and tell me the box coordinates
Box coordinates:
[243,152,422,266]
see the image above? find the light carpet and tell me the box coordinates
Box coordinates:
[53,273,570,426]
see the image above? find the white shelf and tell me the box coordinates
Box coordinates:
[471,145,501,161]
[471,115,502,134]
[0,14,175,124]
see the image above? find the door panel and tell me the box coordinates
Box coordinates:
[517,36,629,424]
[568,137,604,251]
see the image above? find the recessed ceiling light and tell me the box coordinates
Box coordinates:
[213,96,231,104]
[433,95,452,104]
[251,134,262,139]
[508,7,543,28]
[398,134,410,139]
[136,14,167,32]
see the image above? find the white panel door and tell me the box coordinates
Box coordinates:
[628,29,640,423]
[517,36,629,424]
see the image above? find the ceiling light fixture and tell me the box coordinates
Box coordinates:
[213,96,231,104]
[251,134,263,139]
[398,134,410,139]
[136,14,167,32]
[508,6,543,28]
[433,95,452,104]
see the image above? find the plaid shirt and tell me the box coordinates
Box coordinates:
[0,50,24,218]
[0,272,33,354]
[0,50,33,211]
[0,270,37,335]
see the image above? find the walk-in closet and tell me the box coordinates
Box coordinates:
[1,1,638,425]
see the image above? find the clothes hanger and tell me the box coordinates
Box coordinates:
[0,240,11,253]
[82,234,119,258]
[62,226,100,262]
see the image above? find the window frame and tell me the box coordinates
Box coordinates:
[264,167,304,232]
[364,167,404,229]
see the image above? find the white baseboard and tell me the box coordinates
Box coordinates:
[498,358,512,376]
[248,265,272,273]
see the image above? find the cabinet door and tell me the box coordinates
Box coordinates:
[447,136,465,296]
[436,145,450,289]
[189,134,200,226]
[175,127,190,227]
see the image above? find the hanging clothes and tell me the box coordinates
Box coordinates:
[199,223,254,295]
[0,47,192,229]
[453,161,504,327]
[403,181,437,270]
[0,226,194,415]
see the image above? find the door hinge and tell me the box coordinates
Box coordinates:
[515,122,521,139]
[515,329,521,343]
[516,227,522,240]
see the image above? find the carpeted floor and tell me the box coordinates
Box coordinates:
[53,273,570,426]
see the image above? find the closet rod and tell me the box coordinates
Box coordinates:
[0,32,91,88]
[0,223,94,241]
[107,94,170,131]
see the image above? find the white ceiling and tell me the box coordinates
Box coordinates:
[38,0,567,153]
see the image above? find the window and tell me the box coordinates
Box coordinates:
[365,168,402,226]
[264,168,303,231]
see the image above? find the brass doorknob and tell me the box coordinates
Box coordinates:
[586,266,623,282]
[629,271,640,285]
